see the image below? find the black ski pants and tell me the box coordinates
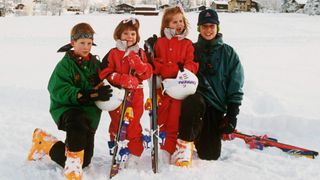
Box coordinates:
[178,93,223,160]
[49,108,95,168]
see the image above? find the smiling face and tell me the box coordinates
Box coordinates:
[168,13,185,35]
[199,23,218,40]
[120,29,137,47]
[71,38,93,57]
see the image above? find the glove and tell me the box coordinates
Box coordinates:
[177,62,184,72]
[78,85,113,104]
[160,62,180,78]
[219,116,237,134]
[127,51,148,75]
[144,34,158,52]
[107,72,139,90]
[219,104,240,134]
[91,85,113,101]
[144,35,158,70]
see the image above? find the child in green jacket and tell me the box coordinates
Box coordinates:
[27,22,112,180]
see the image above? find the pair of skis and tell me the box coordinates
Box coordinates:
[144,40,159,174]
[109,40,159,178]
[223,130,318,159]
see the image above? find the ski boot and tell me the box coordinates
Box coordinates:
[64,148,84,180]
[27,128,58,160]
[171,139,194,167]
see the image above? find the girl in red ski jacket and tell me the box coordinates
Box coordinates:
[99,18,152,162]
[152,6,199,163]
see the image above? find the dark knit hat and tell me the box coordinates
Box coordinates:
[197,9,220,25]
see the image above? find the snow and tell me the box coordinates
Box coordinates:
[296,0,308,4]
[1,12,320,179]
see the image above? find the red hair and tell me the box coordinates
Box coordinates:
[160,6,189,37]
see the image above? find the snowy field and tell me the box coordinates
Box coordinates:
[0,12,320,180]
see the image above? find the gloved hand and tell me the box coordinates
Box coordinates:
[219,116,237,134]
[127,51,148,75]
[160,62,180,78]
[91,85,113,101]
[107,72,139,90]
[177,62,184,72]
[78,85,113,104]
[219,104,240,134]
[144,35,158,70]
[144,34,158,52]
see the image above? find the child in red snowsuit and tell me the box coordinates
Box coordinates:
[152,7,199,163]
[99,18,152,164]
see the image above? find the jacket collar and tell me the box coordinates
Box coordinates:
[164,28,188,40]
[66,50,93,66]
[197,33,224,50]
[115,39,140,57]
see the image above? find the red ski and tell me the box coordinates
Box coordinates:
[223,130,318,159]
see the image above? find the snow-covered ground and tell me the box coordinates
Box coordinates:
[0,12,320,180]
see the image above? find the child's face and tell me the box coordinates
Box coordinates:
[168,13,185,35]
[120,29,137,47]
[71,38,93,57]
[199,23,218,41]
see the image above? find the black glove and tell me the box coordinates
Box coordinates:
[219,104,240,134]
[220,116,237,134]
[177,62,184,72]
[78,85,113,104]
[144,34,158,52]
[144,34,158,70]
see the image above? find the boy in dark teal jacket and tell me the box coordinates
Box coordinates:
[28,23,112,180]
[172,9,244,166]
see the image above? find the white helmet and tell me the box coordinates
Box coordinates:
[95,79,125,111]
[162,68,198,100]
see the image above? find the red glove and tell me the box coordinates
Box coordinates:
[107,72,139,90]
[127,51,148,75]
[160,62,179,78]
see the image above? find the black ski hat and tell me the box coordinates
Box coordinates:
[197,9,220,25]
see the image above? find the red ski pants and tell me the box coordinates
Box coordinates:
[157,91,182,154]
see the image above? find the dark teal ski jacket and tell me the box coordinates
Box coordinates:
[194,34,244,113]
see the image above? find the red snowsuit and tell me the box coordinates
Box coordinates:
[99,46,152,156]
[153,37,199,154]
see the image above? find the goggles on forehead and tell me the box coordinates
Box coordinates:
[71,33,94,41]
[122,17,138,24]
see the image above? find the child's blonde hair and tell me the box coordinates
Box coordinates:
[71,22,95,41]
[113,18,141,43]
[160,6,189,37]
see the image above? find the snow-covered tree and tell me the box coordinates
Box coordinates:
[281,0,301,12]
[46,0,63,16]
[304,0,320,15]
[79,0,89,13]
[181,0,192,10]
[256,0,282,12]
